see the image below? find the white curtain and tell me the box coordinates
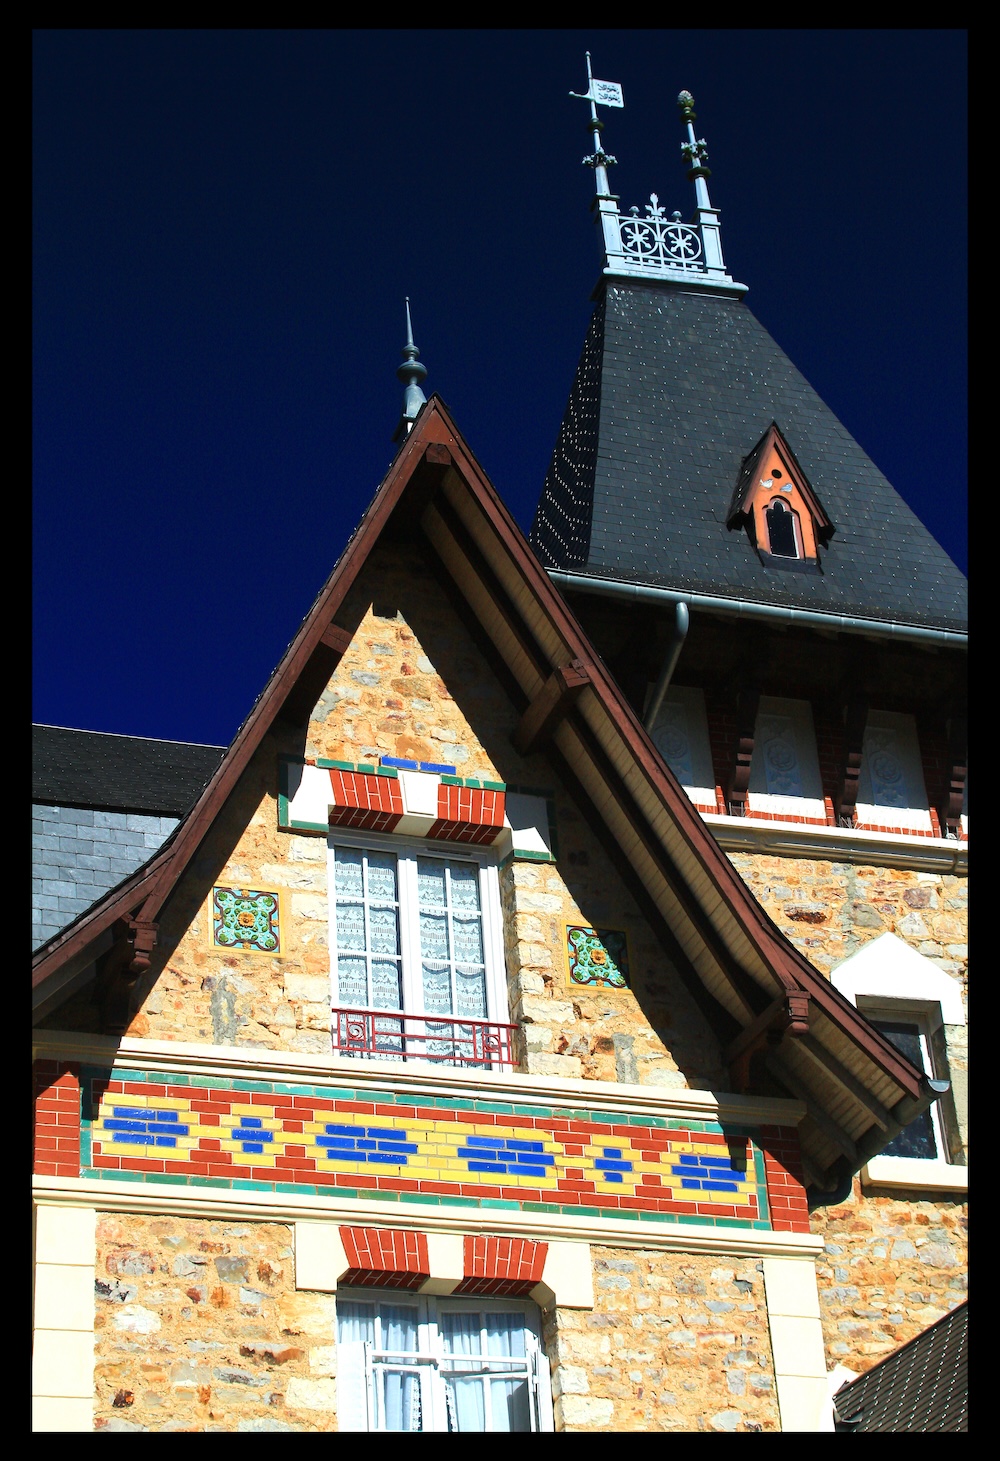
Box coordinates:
[338,1301,422,1432]
[441,1311,530,1432]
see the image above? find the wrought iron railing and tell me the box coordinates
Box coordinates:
[616,194,706,274]
[332,1006,518,1072]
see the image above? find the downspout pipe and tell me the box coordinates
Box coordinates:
[547,570,968,650]
[644,602,689,730]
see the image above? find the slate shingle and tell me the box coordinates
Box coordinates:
[531,282,967,632]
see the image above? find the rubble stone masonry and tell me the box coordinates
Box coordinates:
[544,1248,779,1432]
[93,1214,337,1433]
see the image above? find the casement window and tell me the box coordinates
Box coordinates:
[831,933,967,1192]
[764,497,802,559]
[862,1008,948,1161]
[336,1292,554,1432]
[328,834,513,1069]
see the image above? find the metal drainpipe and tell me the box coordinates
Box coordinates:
[547,569,968,650]
[643,602,690,731]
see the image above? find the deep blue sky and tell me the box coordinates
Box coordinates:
[33,30,967,748]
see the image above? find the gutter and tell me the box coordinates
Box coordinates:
[547,570,968,650]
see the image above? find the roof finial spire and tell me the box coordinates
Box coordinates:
[393,297,427,442]
[570,52,624,203]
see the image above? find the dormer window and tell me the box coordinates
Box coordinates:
[763,497,800,558]
[728,423,834,572]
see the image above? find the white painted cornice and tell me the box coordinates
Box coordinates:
[703,815,968,874]
[32,1030,806,1129]
[33,1174,824,1258]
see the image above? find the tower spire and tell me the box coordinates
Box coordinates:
[569,60,746,297]
[393,298,428,442]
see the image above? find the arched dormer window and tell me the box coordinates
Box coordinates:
[764,497,800,558]
[727,422,834,573]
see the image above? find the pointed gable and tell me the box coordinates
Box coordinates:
[32,397,937,1192]
[728,422,835,567]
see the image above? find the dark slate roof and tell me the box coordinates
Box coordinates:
[833,1301,968,1432]
[33,724,226,815]
[531,281,967,632]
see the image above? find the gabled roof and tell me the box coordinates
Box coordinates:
[33,725,225,815]
[727,421,835,546]
[834,1301,968,1432]
[31,397,937,1192]
[531,282,967,633]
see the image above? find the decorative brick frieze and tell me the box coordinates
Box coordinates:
[339,1225,430,1288]
[456,1235,548,1296]
[77,1064,778,1232]
[33,1059,81,1177]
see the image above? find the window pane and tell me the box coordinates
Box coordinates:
[366,853,398,902]
[449,863,481,910]
[338,956,368,1007]
[422,963,453,1015]
[766,501,797,557]
[456,966,487,1019]
[371,960,403,1011]
[453,916,484,965]
[419,911,450,960]
[334,849,364,897]
[337,904,367,952]
[489,1378,531,1432]
[871,1018,938,1160]
[417,859,447,906]
[369,904,400,954]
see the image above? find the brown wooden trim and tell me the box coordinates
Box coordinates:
[836,696,867,826]
[422,493,551,690]
[512,661,592,757]
[766,1054,859,1165]
[320,623,353,654]
[942,713,967,837]
[726,686,759,815]
[725,992,810,1092]
[795,1034,892,1131]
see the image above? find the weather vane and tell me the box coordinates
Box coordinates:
[569,52,624,200]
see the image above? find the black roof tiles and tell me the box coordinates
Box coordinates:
[33,724,226,816]
[833,1301,967,1432]
[531,282,966,632]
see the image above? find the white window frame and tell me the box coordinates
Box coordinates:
[831,933,967,1192]
[336,1289,553,1433]
[327,829,509,1065]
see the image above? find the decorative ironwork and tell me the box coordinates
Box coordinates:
[331,1006,517,1072]
[618,195,705,273]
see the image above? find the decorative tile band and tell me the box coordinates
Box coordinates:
[69,1066,808,1231]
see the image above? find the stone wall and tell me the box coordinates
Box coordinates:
[724,847,968,1376]
[93,1214,337,1432]
[544,1247,779,1432]
[811,1183,967,1372]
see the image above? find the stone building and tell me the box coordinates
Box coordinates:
[32,73,965,1434]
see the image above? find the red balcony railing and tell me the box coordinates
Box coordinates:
[331,1006,517,1072]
